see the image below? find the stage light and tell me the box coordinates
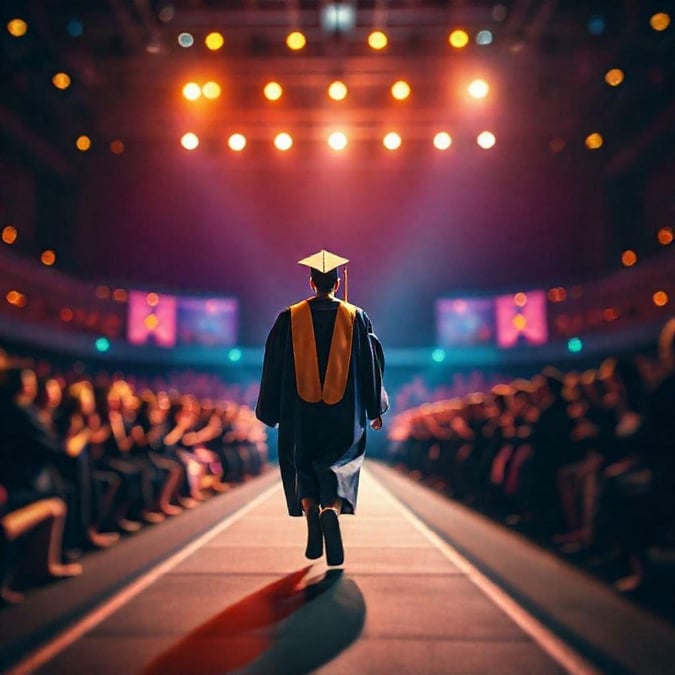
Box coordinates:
[650,12,670,31]
[383,132,401,150]
[605,68,624,87]
[449,29,469,48]
[433,132,452,150]
[60,308,74,322]
[657,226,673,245]
[264,81,283,101]
[468,79,489,99]
[547,287,567,302]
[476,30,493,45]
[76,135,91,151]
[158,5,175,23]
[286,31,306,50]
[588,15,605,36]
[182,82,201,100]
[621,249,637,267]
[274,132,293,151]
[178,32,194,48]
[112,288,128,302]
[146,292,159,307]
[321,4,356,32]
[66,19,83,37]
[7,19,28,37]
[328,80,348,101]
[228,347,243,362]
[477,131,496,149]
[205,32,224,50]
[2,226,17,245]
[181,132,199,150]
[95,286,110,299]
[228,133,247,151]
[603,307,619,321]
[41,250,56,266]
[514,292,527,307]
[368,30,388,50]
[110,140,125,154]
[653,291,669,307]
[144,314,159,330]
[391,80,410,101]
[202,81,221,99]
[585,132,603,150]
[432,348,446,363]
[95,337,111,353]
[549,137,566,153]
[513,314,527,331]
[52,72,71,90]
[328,131,347,151]
[568,337,583,353]
[6,290,27,307]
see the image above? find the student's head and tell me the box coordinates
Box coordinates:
[310,268,340,294]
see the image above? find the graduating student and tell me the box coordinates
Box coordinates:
[256,250,389,565]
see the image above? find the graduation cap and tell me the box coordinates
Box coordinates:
[298,249,350,302]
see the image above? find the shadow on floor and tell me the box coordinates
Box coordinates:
[140,566,366,675]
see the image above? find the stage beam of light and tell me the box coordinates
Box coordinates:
[328,131,348,151]
[383,132,402,150]
[274,132,293,151]
[467,79,489,99]
[182,82,201,100]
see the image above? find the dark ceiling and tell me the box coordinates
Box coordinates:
[0,0,673,344]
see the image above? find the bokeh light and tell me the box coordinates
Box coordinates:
[468,78,489,99]
[449,29,469,48]
[76,135,91,151]
[568,337,583,353]
[202,81,221,99]
[41,249,56,266]
[205,32,224,50]
[7,19,28,37]
[286,31,306,50]
[585,132,603,150]
[110,140,125,154]
[144,314,159,330]
[548,287,567,302]
[146,292,159,307]
[178,32,194,48]
[95,285,110,299]
[95,337,111,352]
[514,292,527,307]
[328,80,348,101]
[383,132,402,150]
[621,249,637,267]
[6,290,27,308]
[433,132,452,150]
[328,131,348,151]
[650,12,670,31]
[264,81,283,101]
[431,348,446,363]
[112,288,128,303]
[477,131,496,149]
[228,133,247,151]
[368,30,388,50]
[653,291,669,307]
[605,68,624,87]
[52,72,71,90]
[2,226,18,245]
[549,137,566,153]
[657,226,673,245]
[66,19,83,37]
[391,80,411,101]
[228,347,243,362]
[182,82,201,101]
[274,132,293,151]
[476,30,493,45]
[180,132,199,150]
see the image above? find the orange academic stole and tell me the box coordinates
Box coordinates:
[290,300,357,404]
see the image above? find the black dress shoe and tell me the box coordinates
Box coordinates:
[305,508,323,560]
[320,508,344,566]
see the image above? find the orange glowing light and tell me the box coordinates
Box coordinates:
[603,307,619,321]
[6,290,26,307]
[144,314,159,330]
[202,81,221,99]
[286,31,306,50]
[52,72,71,90]
[228,133,247,151]
[182,82,201,101]
[513,314,527,331]
[41,249,56,266]
[146,292,159,307]
[449,29,469,48]
[514,292,527,307]
[547,287,567,302]
[274,132,293,151]
[110,140,125,154]
[181,132,199,150]
[585,133,603,150]
[650,12,670,31]
[60,308,74,322]
[605,68,624,87]
[264,81,283,101]
[76,135,91,151]
[7,19,28,37]
[467,79,489,98]
[657,227,673,245]
[95,285,110,299]
[204,32,224,51]
[383,132,402,150]
[433,132,452,150]
[653,291,669,307]
[368,30,388,50]
[2,225,17,244]
[391,80,411,101]
[477,131,496,149]
[328,80,348,101]
[112,288,128,303]
[328,131,348,151]
[621,249,637,267]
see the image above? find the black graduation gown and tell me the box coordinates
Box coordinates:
[256,297,389,516]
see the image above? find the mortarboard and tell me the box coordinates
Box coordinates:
[298,249,350,301]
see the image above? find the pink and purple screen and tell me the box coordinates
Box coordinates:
[436,298,496,346]
[495,290,548,347]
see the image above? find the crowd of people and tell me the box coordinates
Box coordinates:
[388,319,675,595]
[0,350,268,605]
